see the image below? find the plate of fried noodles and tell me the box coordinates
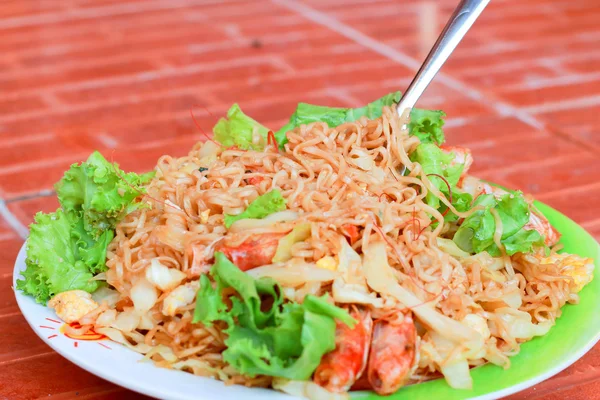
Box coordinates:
[13,92,600,400]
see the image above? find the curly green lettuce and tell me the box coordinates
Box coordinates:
[410,143,464,210]
[224,189,286,228]
[193,252,354,380]
[213,103,270,150]
[275,91,446,146]
[56,151,154,239]
[16,210,101,304]
[17,151,154,304]
[453,192,545,256]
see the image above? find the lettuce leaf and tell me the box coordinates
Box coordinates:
[213,103,270,150]
[193,252,354,380]
[453,192,543,256]
[16,210,100,304]
[18,151,154,304]
[224,189,286,228]
[56,151,154,239]
[408,108,446,145]
[410,143,464,209]
[275,91,446,146]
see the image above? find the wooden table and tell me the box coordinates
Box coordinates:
[1,0,599,398]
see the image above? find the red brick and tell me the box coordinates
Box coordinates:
[57,59,283,105]
[0,133,102,170]
[499,78,600,108]
[0,352,112,399]
[15,24,227,69]
[0,96,47,117]
[7,196,60,228]
[537,105,600,146]
[0,60,157,94]
[455,65,561,88]
[444,116,540,146]
[2,94,206,139]
[564,57,600,74]
[0,314,51,363]
[212,60,410,104]
[502,152,600,196]
[469,133,582,175]
[536,184,600,225]
[0,158,83,199]
[0,236,24,277]
[0,276,18,316]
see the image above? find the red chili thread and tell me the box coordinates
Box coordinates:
[98,342,112,350]
[190,107,220,147]
[45,318,61,324]
[426,173,453,204]
[39,325,55,330]
[47,334,58,339]
[267,130,278,149]
[74,342,79,348]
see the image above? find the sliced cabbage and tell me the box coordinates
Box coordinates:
[111,308,141,332]
[272,223,311,263]
[95,327,152,353]
[362,241,481,344]
[130,278,158,313]
[437,238,470,259]
[96,309,117,327]
[143,344,178,363]
[490,308,553,340]
[247,262,338,287]
[162,282,199,317]
[145,259,186,291]
[332,278,383,307]
[91,286,120,307]
[228,210,299,233]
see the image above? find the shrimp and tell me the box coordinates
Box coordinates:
[216,233,285,271]
[367,312,417,395]
[524,206,561,246]
[313,307,373,392]
[458,176,560,246]
[442,145,473,179]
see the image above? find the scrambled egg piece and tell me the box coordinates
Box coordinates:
[48,290,99,323]
[200,209,210,224]
[162,282,199,317]
[316,256,337,271]
[540,253,594,293]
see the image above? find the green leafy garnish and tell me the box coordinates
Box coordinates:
[17,151,153,304]
[56,151,154,239]
[224,189,286,228]
[408,108,446,145]
[213,103,270,150]
[276,91,446,146]
[410,143,464,209]
[193,252,354,380]
[453,192,544,256]
[16,210,101,304]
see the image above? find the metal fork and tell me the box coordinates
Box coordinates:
[396,0,490,115]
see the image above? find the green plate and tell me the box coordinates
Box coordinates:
[355,201,600,400]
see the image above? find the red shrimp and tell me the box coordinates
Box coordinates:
[367,312,417,395]
[215,233,286,271]
[313,307,373,392]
